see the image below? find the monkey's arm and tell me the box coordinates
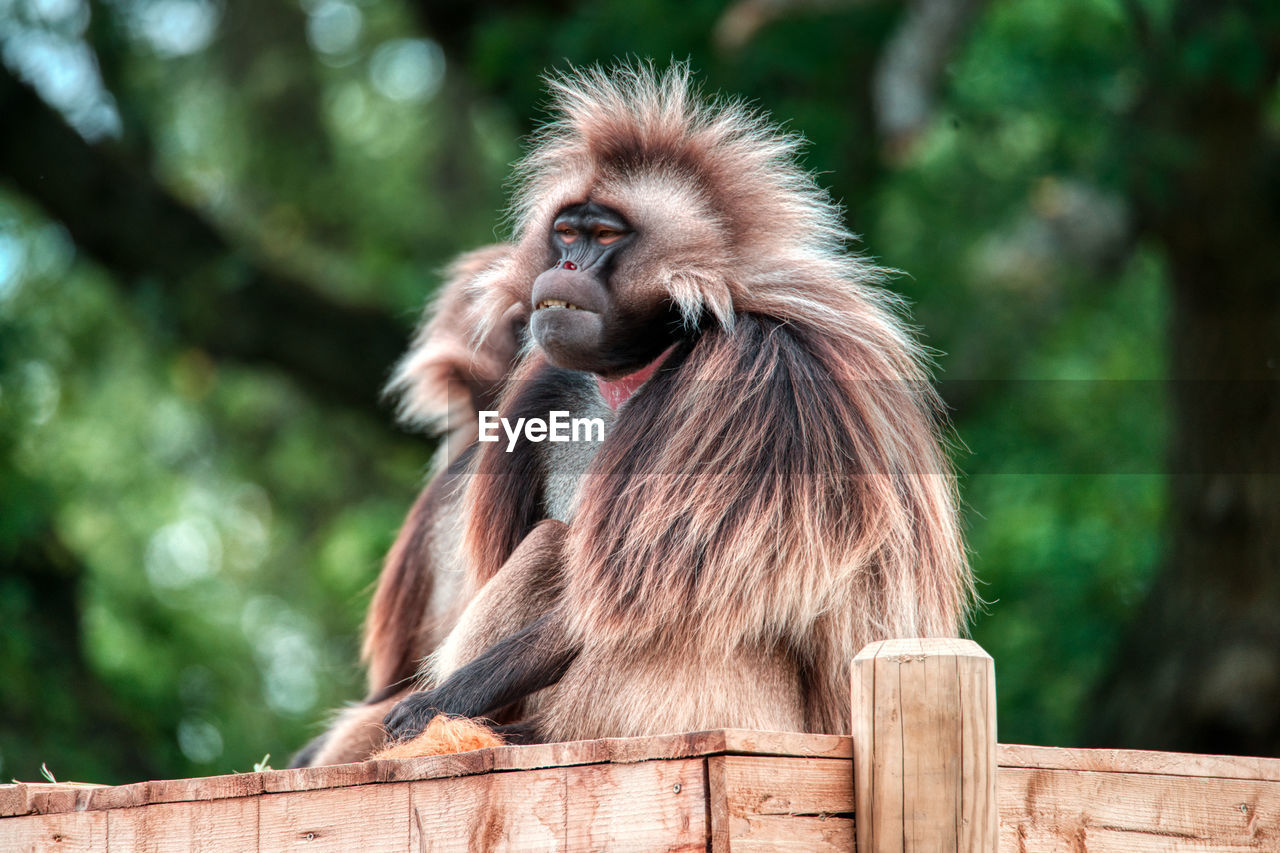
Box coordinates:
[383,612,578,742]
[383,518,574,743]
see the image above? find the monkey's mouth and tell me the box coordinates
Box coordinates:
[535,299,590,311]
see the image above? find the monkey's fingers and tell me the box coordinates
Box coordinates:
[372,715,504,759]
[382,692,442,742]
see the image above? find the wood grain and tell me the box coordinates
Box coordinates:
[105,797,258,852]
[409,758,706,852]
[564,759,706,851]
[852,638,998,853]
[851,637,876,853]
[998,744,1280,783]
[257,781,410,852]
[0,810,106,852]
[0,728,848,818]
[708,755,853,852]
[999,766,1280,852]
[962,640,998,852]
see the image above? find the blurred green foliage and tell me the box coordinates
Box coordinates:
[1,0,1271,783]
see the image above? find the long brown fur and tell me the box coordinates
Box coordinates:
[293,245,525,767]
[364,243,525,699]
[386,243,523,458]
[360,466,462,698]
[431,62,971,742]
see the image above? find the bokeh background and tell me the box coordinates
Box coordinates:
[1,0,1276,785]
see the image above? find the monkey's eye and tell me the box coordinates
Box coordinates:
[595,228,624,245]
[554,225,579,244]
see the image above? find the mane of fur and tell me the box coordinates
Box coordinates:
[362,450,479,698]
[362,244,519,697]
[465,63,971,660]
[386,243,518,450]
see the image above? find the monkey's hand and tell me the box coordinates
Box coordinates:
[383,690,447,742]
[384,612,578,743]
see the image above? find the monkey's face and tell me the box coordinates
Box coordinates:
[530,201,679,379]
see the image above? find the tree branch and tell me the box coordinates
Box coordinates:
[872,0,985,159]
[1085,2,1280,757]
[0,65,409,417]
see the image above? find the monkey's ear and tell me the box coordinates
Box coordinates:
[371,715,504,760]
[386,243,524,443]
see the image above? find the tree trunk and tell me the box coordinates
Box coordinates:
[1087,7,1280,755]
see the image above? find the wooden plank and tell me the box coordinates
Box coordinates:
[960,639,998,853]
[8,773,263,815]
[410,757,707,851]
[257,781,410,852]
[900,639,959,850]
[485,729,849,775]
[4,759,707,851]
[0,729,850,818]
[564,759,705,851]
[80,781,151,811]
[264,748,498,794]
[708,755,853,852]
[999,766,1280,852]
[714,815,855,852]
[261,729,847,797]
[14,719,1280,853]
[870,641,906,853]
[709,754,732,852]
[999,744,1280,783]
[17,784,110,816]
[851,640,876,853]
[105,797,258,852]
[0,810,106,852]
[490,737,615,774]
[146,772,263,804]
[852,638,997,853]
[14,735,1274,817]
[712,755,853,816]
[411,764,565,851]
[0,784,31,818]
[718,730,851,760]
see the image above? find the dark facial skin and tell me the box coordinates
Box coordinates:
[530,202,680,378]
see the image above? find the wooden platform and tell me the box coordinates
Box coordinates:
[1,729,854,852]
[5,730,1280,852]
[5,640,1280,851]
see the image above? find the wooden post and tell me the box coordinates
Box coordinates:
[852,638,997,853]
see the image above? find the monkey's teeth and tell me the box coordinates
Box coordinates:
[537,299,584,311]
